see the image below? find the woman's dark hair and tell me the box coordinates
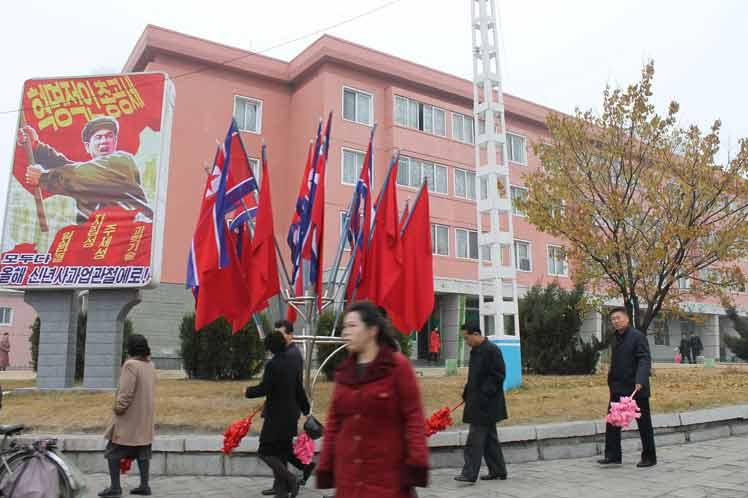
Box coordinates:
[127,334,151,358]
[345,300,399,351]
[264,331,287,355]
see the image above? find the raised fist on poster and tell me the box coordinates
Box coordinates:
[16,125,39,149]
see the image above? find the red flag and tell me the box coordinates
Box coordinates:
[359,157,402,305]
[195,225,252,332]
[344,132,374,302]
[286,141,314,323]
[384,183,434,333]
[302,113,331,310]
[246,147,280,314]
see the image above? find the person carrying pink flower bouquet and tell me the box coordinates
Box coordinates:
[598,307,657,468]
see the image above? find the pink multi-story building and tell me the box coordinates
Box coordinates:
[7,25,743,369]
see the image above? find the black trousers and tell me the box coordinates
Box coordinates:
[461,423,507,480]
[604,393,656,462]
[260,455,296,495]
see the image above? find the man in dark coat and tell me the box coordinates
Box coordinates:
[455,323,508,483]
[679,335,692,364]
[266,320,314,493]
[247,332,310,498]
[690,332,704,363]
[599,307,656,468]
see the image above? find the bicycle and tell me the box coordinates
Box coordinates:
[0,423,88,497]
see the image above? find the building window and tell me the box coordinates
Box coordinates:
[456,228,479,260]
[0,307,11,325]
[248,157,260,184]
[514,240,532,272]
[233,96,262,133]
[510,185,528,216]
[431,224,449,256]
[454,168,476,200]
[507,133,527,164]
[677,277,691,290]
[548,245,568,276]
[394,96,446,136]
[396,156,447,194]
[480,177,488,200]
[343,87,373,125]
[652,319,670,346]
[342,148,366,185]
[453,112,475,144]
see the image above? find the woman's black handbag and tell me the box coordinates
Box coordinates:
[303,415,324,440]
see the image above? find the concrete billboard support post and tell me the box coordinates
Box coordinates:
[24,290,80,389]
[83,289,141,389]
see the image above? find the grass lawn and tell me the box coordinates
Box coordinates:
[1,366,747,434]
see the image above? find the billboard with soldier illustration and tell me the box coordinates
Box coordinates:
[0,72,174,288]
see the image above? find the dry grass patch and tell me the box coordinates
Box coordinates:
[1,366,747,434]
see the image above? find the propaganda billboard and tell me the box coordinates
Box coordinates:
[0,72,175,289]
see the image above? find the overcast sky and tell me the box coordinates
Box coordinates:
[0,0,745,223]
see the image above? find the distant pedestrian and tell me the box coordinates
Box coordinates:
[679,335,692,364]
[598,307,656,468]
[316,300,429,498]
[100,335,157,497]
[429,327,441,364]
[454,323,508,483]
[0,333,10,371]
[690,332,704,363]
[247,331,310,498]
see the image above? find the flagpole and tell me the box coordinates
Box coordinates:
[324,125,377,305]
[345,150,400,305]
[400,180,427,235]
[236,135,293,289]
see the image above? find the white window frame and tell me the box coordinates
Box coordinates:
[233,95,263,134]
[431,224,449,256]
[514,240,533,272]
[547,244,569,277]
[0,307,12,326]
[455,228,479,261]
[393,95,447,137]
[341,147,367,186]
[454,167,476,200]
[342,86,374,126]
[397,155,448,194]
[510,185,529,217]
[248,157,260,184]
[507,132,528,165]
[452,112,475,144]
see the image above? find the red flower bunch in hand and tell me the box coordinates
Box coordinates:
[424,400,465,437]
[120,458,133,474]
[222,404,264,455]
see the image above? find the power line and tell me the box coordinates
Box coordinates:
[0,0,403,117]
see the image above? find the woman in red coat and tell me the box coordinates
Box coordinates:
[428,328,441,365]
[316,301,429,498]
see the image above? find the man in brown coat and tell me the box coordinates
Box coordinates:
[100,335,156,497]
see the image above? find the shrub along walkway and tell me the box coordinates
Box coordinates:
[2,366,748,434]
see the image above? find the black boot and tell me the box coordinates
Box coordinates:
[98,459,122,497]
[131,459,151,495]
[260,455,298,498]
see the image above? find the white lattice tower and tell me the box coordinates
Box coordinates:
[471,0,520,338]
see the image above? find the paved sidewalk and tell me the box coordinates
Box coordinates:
[83,435,748,498]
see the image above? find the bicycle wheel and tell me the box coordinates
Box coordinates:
[0,451,74,498]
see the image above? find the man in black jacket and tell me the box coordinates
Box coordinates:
[259,321,315,495]
[247,332,310,498]
[455,323,508,483]
[599,307,657,468]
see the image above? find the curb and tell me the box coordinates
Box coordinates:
[17,404,748,476]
